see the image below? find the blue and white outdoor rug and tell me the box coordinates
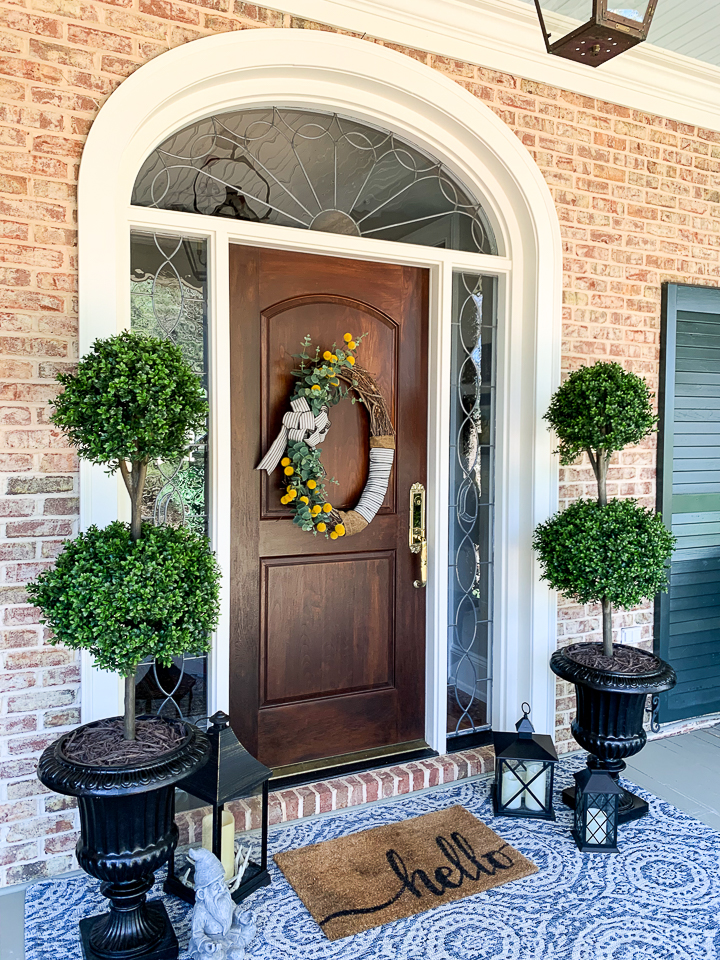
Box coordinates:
[25,755,720,960]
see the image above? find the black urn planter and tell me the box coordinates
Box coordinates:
[38,717,209,960]
[551,643,676,823]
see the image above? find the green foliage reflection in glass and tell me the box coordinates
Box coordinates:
[131,233,208,537]
[533,361,674,659]
[27,331,220,740]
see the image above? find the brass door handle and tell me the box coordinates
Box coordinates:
[409,482,427,589]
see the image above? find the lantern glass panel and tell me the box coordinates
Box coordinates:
[499,758,552,814]
[575,791,619,848]
[607,2,651,22]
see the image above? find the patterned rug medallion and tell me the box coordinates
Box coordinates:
[24,756,720,960]
[274,805,537,939]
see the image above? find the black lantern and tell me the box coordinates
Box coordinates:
[572,767,623,852]
[492,703,559,820]
[533,0,659,67]
[165,711,272,905]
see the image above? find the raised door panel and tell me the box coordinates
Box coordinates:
[261,552,395,705]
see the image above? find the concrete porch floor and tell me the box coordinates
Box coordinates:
[2,724,719,960]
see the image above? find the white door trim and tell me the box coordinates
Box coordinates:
[78,29,562,746]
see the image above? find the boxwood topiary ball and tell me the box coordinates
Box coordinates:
[27,520,221,677]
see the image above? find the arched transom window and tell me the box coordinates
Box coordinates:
[132,107,498,256]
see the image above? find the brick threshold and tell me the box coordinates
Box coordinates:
[175,745,495,844]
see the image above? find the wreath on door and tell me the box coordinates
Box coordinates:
[256,333,394,539]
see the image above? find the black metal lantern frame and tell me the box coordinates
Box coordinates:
[572,767,623,853]
[165,711,272,905]
[533,0,659,67]
[492,703,559,821]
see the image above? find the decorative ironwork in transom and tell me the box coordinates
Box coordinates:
[132,108,498,255]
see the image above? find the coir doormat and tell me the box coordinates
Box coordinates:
[274,804,537,940]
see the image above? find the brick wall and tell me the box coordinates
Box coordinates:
[0,0,719,885]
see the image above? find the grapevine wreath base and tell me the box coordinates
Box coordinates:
[257,333,394,539]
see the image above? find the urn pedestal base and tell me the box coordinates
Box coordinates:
[80,902,178,960]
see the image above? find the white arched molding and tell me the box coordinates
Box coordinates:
[78,29,562,744]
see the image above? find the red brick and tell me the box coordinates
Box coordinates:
[0,626,38,646]
[67,25,133,54]
[44,707,80,728]
[42,663,80,686]
[6,518,72,537]
[0,715,36,737]
[43,831,78,854]
[0,57,63,84]
[33,134,84,158]
[6,813,74,842]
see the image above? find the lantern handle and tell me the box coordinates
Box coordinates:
[521,702,531,717]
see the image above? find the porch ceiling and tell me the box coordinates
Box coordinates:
[519,0,720,68]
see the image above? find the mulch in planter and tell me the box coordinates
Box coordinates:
[62,716,186,766]
[564,642,661,675]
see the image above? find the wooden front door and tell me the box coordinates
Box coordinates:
[229,246,428,768]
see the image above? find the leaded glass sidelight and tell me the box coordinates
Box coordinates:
[447,273,496,738]
[130,231,210,726]
[131,108,497,255]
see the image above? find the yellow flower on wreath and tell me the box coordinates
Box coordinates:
[348,341,356,350]
[311,384,321,391]
[322,503,332,513]
[300,496,309,504]
[331,354,338,363]
[323,350,332,360]
[316,522,327,532]
[335,524,346,537]
[346,356,355,366]
[330,531,338,540]
[343,333,353,342]
[284,466,294,476]
[307,479,317,489]
[281,457,291,467]
[311,505,321,516]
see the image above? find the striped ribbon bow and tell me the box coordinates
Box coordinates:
[256,397,330,474]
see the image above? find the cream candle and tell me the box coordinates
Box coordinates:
[501,762,525,809]
[521,762,547,812]
[201,809,236,880]
[587,806,608,844]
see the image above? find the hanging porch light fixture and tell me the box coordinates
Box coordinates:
[532,1,659,67]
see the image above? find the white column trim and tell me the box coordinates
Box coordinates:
[78,29,562,739]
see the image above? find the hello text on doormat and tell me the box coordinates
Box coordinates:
[274,805,538,940]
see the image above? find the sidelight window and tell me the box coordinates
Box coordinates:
[447,273,496,739]
[130,231,210,725]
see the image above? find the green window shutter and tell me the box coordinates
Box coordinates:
[657,283,720,722]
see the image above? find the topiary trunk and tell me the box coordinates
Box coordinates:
[119,458,149,740]
[587,447,614,658]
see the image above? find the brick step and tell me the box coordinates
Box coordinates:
[175,745,495,844]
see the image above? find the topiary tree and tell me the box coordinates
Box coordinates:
[27,331,220,739]
[533,362,675,659]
